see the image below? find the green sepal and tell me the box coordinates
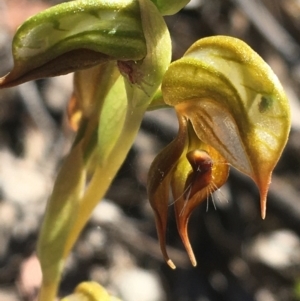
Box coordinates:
[119,0,171,107]
[0,0,146,87]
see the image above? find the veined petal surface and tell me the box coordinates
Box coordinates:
[162,36,291,218]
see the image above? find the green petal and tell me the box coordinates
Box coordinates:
[162,36,291,218]
[0,0,146,87]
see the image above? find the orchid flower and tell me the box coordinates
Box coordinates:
[0,0,172,299]
[148,36,291,268]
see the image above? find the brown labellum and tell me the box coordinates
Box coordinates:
[173,148,229,267]
[184,150,213,201]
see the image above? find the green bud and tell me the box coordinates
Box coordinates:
[0,0,147,87]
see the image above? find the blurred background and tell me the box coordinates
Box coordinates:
[0,0,300,300]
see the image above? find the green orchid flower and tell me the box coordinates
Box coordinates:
[148,36,291,268]
[0,0,172,300]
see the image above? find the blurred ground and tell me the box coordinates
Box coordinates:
[0,0,300,300]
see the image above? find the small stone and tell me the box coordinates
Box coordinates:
[0,287,19,301]
[91,199,123,225]
[112,268,166,301]
[246,229,300,269]
[0,202,16,229]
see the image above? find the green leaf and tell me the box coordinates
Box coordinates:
[37,141,86,301]
[162,36,291,218]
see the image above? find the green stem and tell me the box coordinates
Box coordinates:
[38,104,147,301]
[63,103,147,258]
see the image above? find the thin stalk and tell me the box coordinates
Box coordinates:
[63,103,147,258]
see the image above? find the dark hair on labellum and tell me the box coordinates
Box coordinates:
[185,149,213,199]
[174,149,213,216]
[172,149,229,267]
[169,149,228,215]
[180,149,228,215]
